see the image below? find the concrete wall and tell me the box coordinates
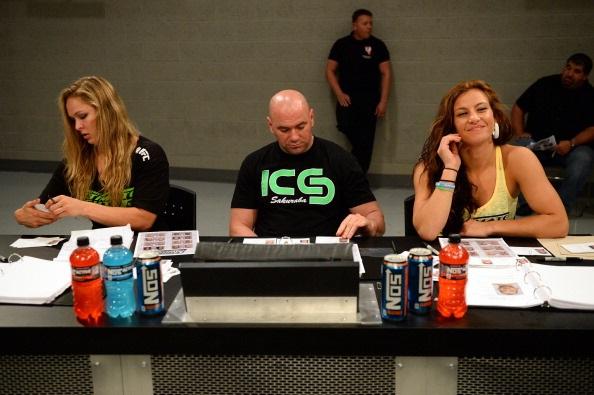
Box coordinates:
[1,0,593,177]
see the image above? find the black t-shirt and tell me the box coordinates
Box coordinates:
[40,135,170,229]
[328,33,390,98]
[231,137,376,237]
[516,74,594,142]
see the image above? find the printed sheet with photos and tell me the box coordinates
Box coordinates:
[134,230,199,257]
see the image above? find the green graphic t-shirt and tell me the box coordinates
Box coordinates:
[231,137,375,237]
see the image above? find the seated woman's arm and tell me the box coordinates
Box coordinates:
[412,163,458,240]
[462,147,568,238]
[47,195,157,231]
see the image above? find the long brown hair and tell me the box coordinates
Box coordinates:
[59,76,139,206]
[415,80,513,233]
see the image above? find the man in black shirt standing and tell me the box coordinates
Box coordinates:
[326,9,391,173]
[512,53,594,214]
[229,90,385,238]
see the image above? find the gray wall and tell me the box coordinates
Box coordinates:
[1,0,593,177]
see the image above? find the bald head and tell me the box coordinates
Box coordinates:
[267,89,315,155]
[268,89,311,118]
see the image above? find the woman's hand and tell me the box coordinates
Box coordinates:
[47,195,88,218]
[14,198,58,228]
[437,134,462,170]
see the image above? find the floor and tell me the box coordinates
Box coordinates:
[1,171,592,236]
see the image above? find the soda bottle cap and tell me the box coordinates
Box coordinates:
[76,236,90,247]
[110,235,123,245]
[448,234,461,243]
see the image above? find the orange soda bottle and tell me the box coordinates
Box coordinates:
[437,234,469,318]
[70,236,104,323]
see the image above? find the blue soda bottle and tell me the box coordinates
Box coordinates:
[102,235,136,318]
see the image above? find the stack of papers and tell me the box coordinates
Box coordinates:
[0,256,70,304]
[133,230,199,257]
[55,225,134,261]
[438,237,518,267]
[538,236,594,259]
[10,237,65,248]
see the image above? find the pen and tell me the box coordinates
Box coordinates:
[424,243,440,256]
[391,240,397,253]
[537,257,583,262]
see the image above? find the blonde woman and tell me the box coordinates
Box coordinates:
[15,76,169,231]
[413,80,568,240]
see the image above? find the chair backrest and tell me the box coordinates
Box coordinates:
[161,184,197,230]
[403,194,416,236]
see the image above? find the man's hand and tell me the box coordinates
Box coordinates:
[336,92,351,107]
[336,213,373,239]
[555,140,572,156]
[375,100,387,118]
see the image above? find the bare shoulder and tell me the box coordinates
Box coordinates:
[501,144,539,166]
[500,144,544,177]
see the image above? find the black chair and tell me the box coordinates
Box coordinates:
[403,194,416,236]
[161,184,197,230]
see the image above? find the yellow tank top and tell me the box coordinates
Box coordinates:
[470,146,517,222]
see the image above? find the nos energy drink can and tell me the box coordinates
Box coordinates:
[135,251,165,315]
[381,254,408,322]
[408,248,433,314]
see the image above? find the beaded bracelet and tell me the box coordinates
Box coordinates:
[435,180,455,192]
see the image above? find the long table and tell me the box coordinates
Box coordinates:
[1,235,593,395]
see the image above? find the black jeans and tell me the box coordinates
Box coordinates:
[335,97,378,173]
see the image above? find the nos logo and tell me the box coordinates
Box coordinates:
[261,168,335,205]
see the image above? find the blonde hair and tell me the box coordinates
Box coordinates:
[59,76,139,206]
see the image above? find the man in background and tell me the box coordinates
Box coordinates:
[326,8,391,174]
[229,89,385,238]
[512,53,594,215]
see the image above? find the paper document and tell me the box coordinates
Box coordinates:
[315,236,350,244]
[509,246,551,256]
[538,236,594,258]
[0,256,70,304]
[55,225,134,262]
[243,237,310,245]
[561,242,594,254]
[527,135,557,151]
[134,230,199,257]
[10,237,65,248]
[467,257,594,310]
[439,237,517,267]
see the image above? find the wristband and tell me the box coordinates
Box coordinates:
[435,180,455,192]
[444,167,458,173]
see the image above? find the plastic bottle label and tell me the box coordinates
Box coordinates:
[439,264,467,280]
[103,263,134,281]
[72,264,101,282]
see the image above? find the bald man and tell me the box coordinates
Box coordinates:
[230,90,385,238]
